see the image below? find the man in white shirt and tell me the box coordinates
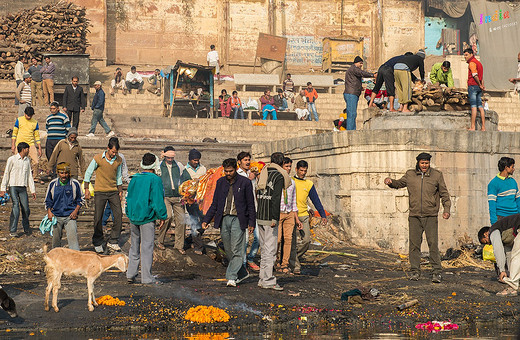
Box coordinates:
[0,142,36,237]
[207,45,220,83]
[14,56,25,105]
[237,151,261,272]
[125,66,144,94]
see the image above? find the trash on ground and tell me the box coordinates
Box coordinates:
[415,321,459,333]
[396,299,418,311]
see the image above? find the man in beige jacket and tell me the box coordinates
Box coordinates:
[384,152,451,283]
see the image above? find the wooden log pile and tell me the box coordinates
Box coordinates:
[0,2,90,79]
[409,85,471,112]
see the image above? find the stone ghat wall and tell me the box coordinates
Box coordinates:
[252,129,520,253]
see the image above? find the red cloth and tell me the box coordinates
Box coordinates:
[364,88,387,98]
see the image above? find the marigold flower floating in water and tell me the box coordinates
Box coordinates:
[415,321,458,333]
[95,295,126,306]
[184,305,230,323]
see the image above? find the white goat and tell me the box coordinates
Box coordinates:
[43,245,128,312]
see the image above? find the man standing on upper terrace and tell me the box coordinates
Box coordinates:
[343,56,374,131]
[464,48,486,131]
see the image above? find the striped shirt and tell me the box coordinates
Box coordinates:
[46,112,70,140]
[17,81,32,105]
[12,116,40,146]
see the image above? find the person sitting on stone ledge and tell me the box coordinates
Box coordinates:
[219,89,231,118]
[294,90,309,120]
[228,91,245,119]
[110,67,126,95]
[273,89,289,112]
[147,69,162,96]
[125,66,144,94]
[260,89,277,120]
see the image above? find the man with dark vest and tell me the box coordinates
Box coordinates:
[463,48,485,131]
[157,146,191,253]
[62,76,86,130]
[84,137,124,253]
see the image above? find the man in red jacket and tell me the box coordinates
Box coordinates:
[464,48,485,131]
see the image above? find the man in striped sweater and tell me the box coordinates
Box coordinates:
[256,152,291,291]
[15,73,32,117]
[45,101,71,162]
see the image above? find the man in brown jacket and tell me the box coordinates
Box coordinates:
[47,128,85,179]
[384,152,451,283]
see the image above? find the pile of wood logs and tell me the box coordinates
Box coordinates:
[410,86,471,112]
[0,2,90,79]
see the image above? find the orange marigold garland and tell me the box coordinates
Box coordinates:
[184,305,230,323]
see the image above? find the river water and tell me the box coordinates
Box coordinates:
[0,321,517,339]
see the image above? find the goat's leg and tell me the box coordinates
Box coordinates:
[51,274,61,312]
[87,278,95,311]
[44,280,52,311]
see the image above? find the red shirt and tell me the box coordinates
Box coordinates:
[467,56,483,86]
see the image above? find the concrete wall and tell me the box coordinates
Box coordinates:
[251,129,520,253]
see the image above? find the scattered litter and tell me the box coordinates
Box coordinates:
[341,286,379,301]
[34,271,40,275]
[288,291,301,297]
[6,255,19,262]
[0,238,6,242]
[308,250,358,258]
[262,315,272,322]
[397,299,418,311]
[415,321,459,333]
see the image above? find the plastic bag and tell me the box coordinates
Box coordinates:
[246,98,259,110]
[483,244,496,262]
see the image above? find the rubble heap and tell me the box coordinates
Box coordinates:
[0,2,90,79]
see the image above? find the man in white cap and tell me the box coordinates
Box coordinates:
[87,81,114,137]
[15,73,32,117]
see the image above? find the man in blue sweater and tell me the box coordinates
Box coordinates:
[488,157,520,225]
[126,153,167,284]
[86,81,115,138]
[44,162,84,250]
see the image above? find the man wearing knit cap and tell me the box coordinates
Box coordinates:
[47,127,85,179]
[158,146,191,253]
[126,153,167,284]
[185,148,207,254]
[87,81,115,138]
[384,152,451,283]
[343,56,375,130]
[15,73,32,117]
[45,162,83,251]
[393,49,426,113]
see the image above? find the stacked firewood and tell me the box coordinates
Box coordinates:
[0,2,90,79]
[409,86,470,112]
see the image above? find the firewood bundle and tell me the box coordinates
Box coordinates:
[409,87,470,112]
[0,2,90,79]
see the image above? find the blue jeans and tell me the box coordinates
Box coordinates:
[307,102,318,121]
[279,98,288,111]
[221,215,248,281]
[344,93,359,130]
[89,109,111,134]
[233,106,245,119]
[9,186,30,233]
[262,105,277,120]
[102,203,113,226]
[468,85,483,108]
[244,226,260,264]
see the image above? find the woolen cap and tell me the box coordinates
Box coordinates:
[94,81,102,86]
[416,152,432,161]
[189,148,201,160]
[416,49,426,59]
[353,56,363,63]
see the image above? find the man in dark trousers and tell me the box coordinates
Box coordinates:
[384,152,451,283]
[62,76,86,130]
[202,158,256,287]
[256,152,291,291]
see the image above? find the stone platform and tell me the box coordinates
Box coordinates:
[363,109,499,131]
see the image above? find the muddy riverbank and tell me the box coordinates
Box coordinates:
[0,212,518,338]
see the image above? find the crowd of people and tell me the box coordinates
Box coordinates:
[1,129,329,288]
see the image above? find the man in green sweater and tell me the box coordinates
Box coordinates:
[429,61,454,88]
[126,153,167,284]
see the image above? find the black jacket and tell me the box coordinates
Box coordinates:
[256,167,284,225]
[490,213,520,236]
[203,174,256,230]
[63,84,86,111]
[397,55,425,81]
